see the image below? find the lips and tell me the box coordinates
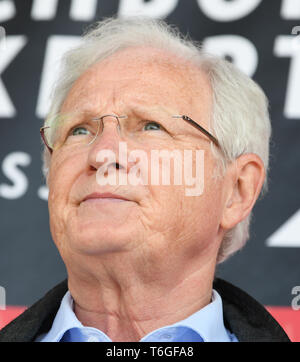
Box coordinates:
[82,192,130,203]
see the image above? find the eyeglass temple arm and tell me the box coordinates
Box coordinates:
[40,126,53,154]
[173,115,220,148]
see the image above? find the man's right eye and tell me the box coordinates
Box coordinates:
[71,126,91,136]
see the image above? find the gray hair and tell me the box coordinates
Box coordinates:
[43,17,271,263]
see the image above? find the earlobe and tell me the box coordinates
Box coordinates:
[220,154,265,231]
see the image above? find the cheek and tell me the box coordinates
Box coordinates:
[195,161,225,233]
[48,151,86,220]
[177,152,224,237]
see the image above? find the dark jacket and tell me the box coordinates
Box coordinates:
[0,278,290,342]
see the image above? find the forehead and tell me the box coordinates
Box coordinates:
[61,47,212,121]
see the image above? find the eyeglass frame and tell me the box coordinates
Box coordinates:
[40,114,220,154]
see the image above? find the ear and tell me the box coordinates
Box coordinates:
[220,154,266,230]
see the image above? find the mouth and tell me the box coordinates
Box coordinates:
[82,192,131,204]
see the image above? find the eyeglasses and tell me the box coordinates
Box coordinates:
[40,112,220,154]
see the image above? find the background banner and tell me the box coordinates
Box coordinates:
[0,0,299,341]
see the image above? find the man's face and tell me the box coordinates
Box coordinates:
[48,47,226,266]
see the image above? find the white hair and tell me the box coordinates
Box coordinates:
[43,17,271,263]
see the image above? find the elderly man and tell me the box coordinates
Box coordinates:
[0,17,289,342]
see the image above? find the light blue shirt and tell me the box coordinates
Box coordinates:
[37,289,238,342]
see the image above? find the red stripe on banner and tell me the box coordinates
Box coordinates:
[0,306,27,330]
[266,306,300,342]
[0,306,299,341]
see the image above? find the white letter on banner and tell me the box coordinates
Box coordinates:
[0,286,5,310]
[70,0,97,21]
[281,0,300,19]
[197,0,262,21]
[203,35,258,77]
[0,36,27,118]
[266,209,300,247]
[0,152,31,200]
[32,0,97,21]
[35,36,81,119]
[118,0,178,18]
[291,287,300,310]
[37,185,49,200]
[31,0,59,20]
[0,0,16,22]
[274,35,300,119]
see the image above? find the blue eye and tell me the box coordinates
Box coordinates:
[143,122,162,131]
[72,127,90,136]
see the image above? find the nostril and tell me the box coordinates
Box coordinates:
[89,164,97,172]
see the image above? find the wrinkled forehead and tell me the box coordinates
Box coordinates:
[60,47,212,122]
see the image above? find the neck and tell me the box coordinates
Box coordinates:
[67,251,217,342]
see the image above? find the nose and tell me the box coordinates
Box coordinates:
[87,114,128,173]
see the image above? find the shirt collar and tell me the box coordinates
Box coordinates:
[140,290,231,342]
[39,289,232,342]
[173,289,231,342]
[39,292,82,342]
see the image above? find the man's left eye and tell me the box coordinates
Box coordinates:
[143,121,162,131]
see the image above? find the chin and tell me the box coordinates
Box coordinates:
[66,220,135,255]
